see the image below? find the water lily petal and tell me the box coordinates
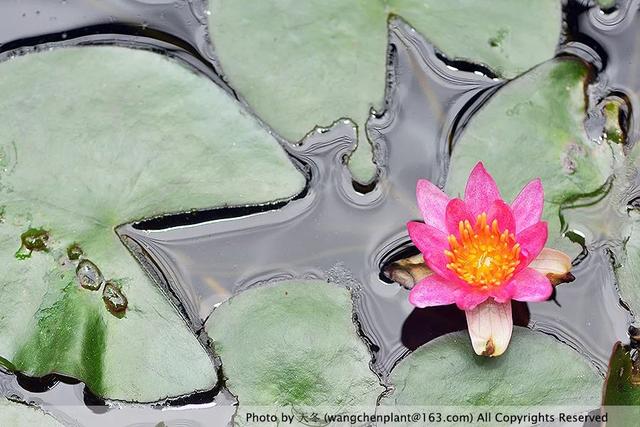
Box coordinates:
[486,199,516,233]
[455,289,490,311]
[529,247,574,285]
[511,178,544,233]
[445,198,473,236]
[407,221,448,253]
[464,162,502,216]
[516,221,548,265]
[408,275,459,307]
[465,298,513,357]
[503,267,553,302]
[416,179,449,232]
[489,285,514,304]
[407,221,454,279]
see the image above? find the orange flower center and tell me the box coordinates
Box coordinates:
[444,212,521,288]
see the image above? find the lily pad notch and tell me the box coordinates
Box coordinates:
[209,0,562,184]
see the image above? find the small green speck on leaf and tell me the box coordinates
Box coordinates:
[22,228,50,252]
[15,228,50,259]
[67,243,83,260]
[489,28,509,48]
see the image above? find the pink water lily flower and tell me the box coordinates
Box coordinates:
[407,162,572,356]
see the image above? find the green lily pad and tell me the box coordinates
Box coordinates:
[209,0,561,182]
[382,327,602,406]
[602,342,640,425]
[0,46,305,402]
[603,342,640,405]
[205,280,382,420]
[0,398,63,427]
[446,58,617,254]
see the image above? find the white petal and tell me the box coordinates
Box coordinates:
[529,247,573,285]
[465,299,513,357]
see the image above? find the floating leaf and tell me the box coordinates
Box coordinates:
[446,58,617,255]
[0,46,305,402]
[205,280,382,421]
[382,327,602,406]
[209,0,561,182]
[0,398,63,427]
[602,342,640,424]
[603,342,640,405]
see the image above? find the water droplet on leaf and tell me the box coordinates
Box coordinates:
[76,259,104,291]
[103,282,128,316]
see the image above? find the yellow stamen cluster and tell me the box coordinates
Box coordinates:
[444,213,521,289]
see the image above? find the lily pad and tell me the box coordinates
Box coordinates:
[0,398,63,427]
[602,342,640,424]
[0,46,305,401]
[209,0,561,182]
[603,342,640,405]
[446,58,617,254]
[382,327,602,406]
[205,280,382,420]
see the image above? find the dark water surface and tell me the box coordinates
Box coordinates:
[0,0,638,425]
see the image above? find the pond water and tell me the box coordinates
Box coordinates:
[0,0,638,425]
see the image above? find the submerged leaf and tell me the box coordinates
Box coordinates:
[617,223,640,316]
[0,398,63,427]
[382,327,602,406]
[0,46,305,401]
[602,146,640,316]
[209,0,561,182]
[596,0,617,11]
[603,99,626,144]
[205,280,382,422]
